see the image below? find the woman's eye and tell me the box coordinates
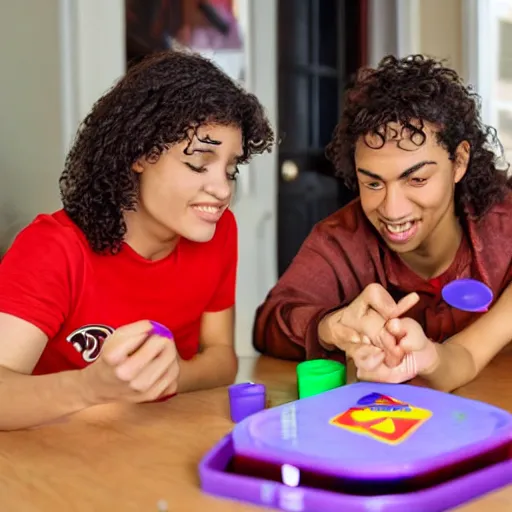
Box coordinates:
[185,162,240,181]
[185,162,207,173]
[366,181,383,190]
[410,177,427,185]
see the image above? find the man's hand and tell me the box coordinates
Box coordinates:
[354,317,439,383]
[80,320,180,405]
[318,283,419,366]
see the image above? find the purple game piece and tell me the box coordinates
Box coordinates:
[199,382,512,512]
[149,321,174,339]
[442,278,493,312]
[228,382,266,423]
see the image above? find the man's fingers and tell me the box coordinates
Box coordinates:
[383,348,405,368]
[383,318,406,369]
[352,345,385,372]
[360,283,397,319]
[375,325,399,352]
[394,292,420,317]
[378,328,404,367]
[386,318,405,337]
[331,322,362,348]
[339,287,420,366]
[359,286,419,321]
[358,308,387,343]
[388,317,427,352]
[354,310,402,367]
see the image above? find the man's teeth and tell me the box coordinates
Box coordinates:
[194,205,220,213]
[386,221,413,233]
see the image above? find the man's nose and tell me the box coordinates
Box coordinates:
[379,184,412,221]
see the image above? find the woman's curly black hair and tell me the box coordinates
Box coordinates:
[60,50,275,253]
[326,54,510,219]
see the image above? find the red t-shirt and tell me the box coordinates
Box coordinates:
[0,209,237,375]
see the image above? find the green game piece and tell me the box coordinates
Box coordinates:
[296,359,346,399]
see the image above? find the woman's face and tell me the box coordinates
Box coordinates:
[130,123,242,251]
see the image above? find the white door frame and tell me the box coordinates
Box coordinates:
[368,0,420,66]
[231,0,278,356]
[462,0,496,124]
[58,0,126,158]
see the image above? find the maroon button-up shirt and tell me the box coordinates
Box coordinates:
[253,193,512,362]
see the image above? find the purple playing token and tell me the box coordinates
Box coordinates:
[442,278,493,312]
[228,382,266,423]
[149,321,174,339]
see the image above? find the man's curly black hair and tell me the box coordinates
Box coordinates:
[60,50,274,254]
[326,54,510,219]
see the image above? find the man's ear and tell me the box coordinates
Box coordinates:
[454,140,470,184]
[132,159,145,174]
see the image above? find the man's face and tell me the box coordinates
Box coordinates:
[354,122,468,254]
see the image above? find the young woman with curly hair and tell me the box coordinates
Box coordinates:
[0,50,274,430]
[254,55,512,393]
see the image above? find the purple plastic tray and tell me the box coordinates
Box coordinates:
[232,382,512,480]
[199,434,512,512]
[199,383,512,511]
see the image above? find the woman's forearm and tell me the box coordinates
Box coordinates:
[0,366,92,431]
[177,345,238,393]
[416,341,478,392]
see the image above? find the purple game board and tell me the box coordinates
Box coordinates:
[199,382,512,511]
[232,382,512,480]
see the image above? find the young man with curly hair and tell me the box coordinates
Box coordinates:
[0,50,274,430]
[253,55,512,393]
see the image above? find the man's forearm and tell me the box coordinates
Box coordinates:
[416,341,478,392]
[0,366,92,431]
[177,346,238,393]
[254,300,337,360]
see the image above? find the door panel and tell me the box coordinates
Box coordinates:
[277,0,365,276]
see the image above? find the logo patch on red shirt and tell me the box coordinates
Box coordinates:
[66,325,114,363]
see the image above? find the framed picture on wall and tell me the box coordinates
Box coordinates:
[125,0,246,83]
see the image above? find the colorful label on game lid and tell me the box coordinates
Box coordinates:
[329,392,433,445]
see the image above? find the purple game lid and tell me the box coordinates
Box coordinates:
[442,278,493,312]
[232,382,512,481]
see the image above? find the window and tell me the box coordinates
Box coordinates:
[496,1,512,159]
[465,0,512,166]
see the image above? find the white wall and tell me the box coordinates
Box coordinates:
[0,0,64,250]
[0,0,125,253]
[369,0,462,74]
[231,0,278,356]
[66,0,125,135]
[368,0,400,65]
[419,0,463,75]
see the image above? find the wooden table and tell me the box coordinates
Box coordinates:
[0,351,510,512]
